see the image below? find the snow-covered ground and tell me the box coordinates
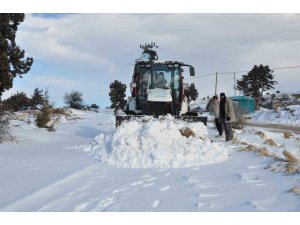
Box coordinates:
[249,105,300,126]
[1,109,300,212]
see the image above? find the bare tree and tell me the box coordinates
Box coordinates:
[64,91,83,109]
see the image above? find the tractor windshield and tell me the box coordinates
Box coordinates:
[152,64,180,90]
[138,64,181,99]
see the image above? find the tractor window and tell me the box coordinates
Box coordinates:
[153,65,180,90]
[173,69,180,90]
[142,70,151,87]
[138,68,151,99]
[137,64,181,98]
[154,70,171,89]
[173,69,180,100]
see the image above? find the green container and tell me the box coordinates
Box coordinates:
[230,96,255,113]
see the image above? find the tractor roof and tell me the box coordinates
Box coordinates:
[135,60,185,66]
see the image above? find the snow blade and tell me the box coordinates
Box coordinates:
[115,115,207,127]
[176,116,207,125]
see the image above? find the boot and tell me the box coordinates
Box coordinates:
[228,132,234,141]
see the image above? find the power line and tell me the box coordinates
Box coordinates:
[218,70,249,75]
[160,15,300,63]
[185,64,300,97]
[124,15,300,67]
[49,65,300,100]
[273,65,300,70]
[185,65,300,81]
[184,73,216,80]
[180,24,300,60]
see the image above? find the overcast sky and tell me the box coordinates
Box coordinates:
[3,13,300,107]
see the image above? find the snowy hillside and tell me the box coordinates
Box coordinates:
[294,90,300,95]
[1,109,300,212]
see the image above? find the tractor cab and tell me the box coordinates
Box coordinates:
[118,43,207,127]
[129,60,195,116]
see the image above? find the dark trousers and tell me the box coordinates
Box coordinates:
[215,118,223,135]
[219,118,234,141]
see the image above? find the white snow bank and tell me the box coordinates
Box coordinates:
[89,115,228,168]
[250,105,300,126]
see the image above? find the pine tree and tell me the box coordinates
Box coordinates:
[0,14,33,96]
[90,104,99,109]
[236,64,277,109]
[35,89,53,130]
[3,92,30,111]
[109,80,127,109]
[0,104,13,143]
[31,88,44,106]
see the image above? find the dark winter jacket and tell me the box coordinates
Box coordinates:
[219,98,236,123]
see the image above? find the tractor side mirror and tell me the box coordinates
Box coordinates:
[189,66,195,76]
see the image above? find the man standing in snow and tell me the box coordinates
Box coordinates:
[219,92,236,141]
[210,95,223,137]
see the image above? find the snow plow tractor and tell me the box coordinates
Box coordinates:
[116,43,207,126]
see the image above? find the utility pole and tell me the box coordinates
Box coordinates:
[214,72,218,96]
[233,72,237,96]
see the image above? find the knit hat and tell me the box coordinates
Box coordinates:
[220,92,226,97]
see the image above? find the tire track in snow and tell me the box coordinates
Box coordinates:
[0,164,101,211]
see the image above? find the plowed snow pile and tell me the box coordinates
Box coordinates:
[250,105,300,126]
[90,116,228,168]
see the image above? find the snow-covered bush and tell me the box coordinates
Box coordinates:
[36,106,51,129]
[0,106,14,143]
